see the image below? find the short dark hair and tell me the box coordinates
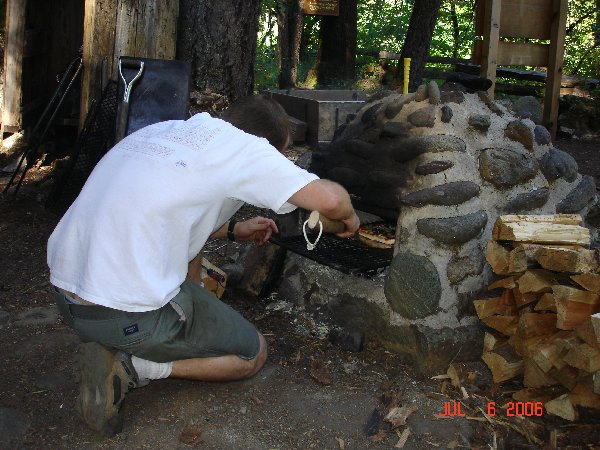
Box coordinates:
[220,95,291,150]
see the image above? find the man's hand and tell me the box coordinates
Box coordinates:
[336,212,360,239]
[234,217,278,245]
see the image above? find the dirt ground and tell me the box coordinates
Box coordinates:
[1,138,600,449]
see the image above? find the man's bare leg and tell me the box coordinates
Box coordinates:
[169,333,267,381]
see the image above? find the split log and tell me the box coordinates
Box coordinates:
[488,276,516,291]
[481,315,518,336]
[571,273,600,293]
[562,343,600,372]
[492,215,590,245]
[485,241,526,274]
[534,293,557,312]
[510,334,550,358]
[494,214,583,225]
[473,296,514,319]
[548,365,581,391]
[512,387,560,404]
[531,331,575,372]
[523,358,558,388]
[575,318,600,349]
[516,270,557,294]
[592,313,600,341]
[482,344,524,383]
[545,394,578,421]
[512,288,539,309]
[568,383,600,409]
[483,331,508,352]
[518,313,557,339]
[554,285,600,330]
[534,245,598,274]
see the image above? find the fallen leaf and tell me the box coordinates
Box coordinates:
[447,439,460,449]
[249,395,262,405]
[179,427,201,446]
[394,427,411,448]
[293,350,301,363]
[336,437,345,449]
[384,404,417,429]
[309,357,332,385]
[369,429,388,442]
[365,408,384,437]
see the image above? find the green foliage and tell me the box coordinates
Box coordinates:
[255,0,600,91]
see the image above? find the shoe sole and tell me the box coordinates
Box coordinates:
[77,342,124,436]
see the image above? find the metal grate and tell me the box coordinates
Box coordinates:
[270,234,393,276]
[46,81,118,214]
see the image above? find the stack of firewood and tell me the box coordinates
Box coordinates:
[478,214,600,420]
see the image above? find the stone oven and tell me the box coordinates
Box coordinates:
[276,82,600,374]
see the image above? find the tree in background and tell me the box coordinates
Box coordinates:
[398,0,443,91]
[177,0,260,101]
[277,0,304,89]
[314,0,358,86]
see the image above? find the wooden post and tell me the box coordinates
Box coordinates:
[543,0,568,140]
[2,0,27,134]
[80,0,178,129]
[80,0,118,129]
[479,0,501,100]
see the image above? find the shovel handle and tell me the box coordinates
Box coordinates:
[307,210,346,234]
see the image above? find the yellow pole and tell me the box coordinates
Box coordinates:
[403,58,411,94]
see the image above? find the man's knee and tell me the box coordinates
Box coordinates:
[243,332,268,378]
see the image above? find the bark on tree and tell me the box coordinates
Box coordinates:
[277,0,304,89]
[314,0,357,86]
[398,0,443,91]
[176,0,260,101]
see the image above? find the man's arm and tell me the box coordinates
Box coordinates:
[287,179,360,238]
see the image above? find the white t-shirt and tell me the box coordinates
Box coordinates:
[47,113,318,312]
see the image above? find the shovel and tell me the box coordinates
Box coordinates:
[115,58,144,143]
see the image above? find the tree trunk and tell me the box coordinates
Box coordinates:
[177,0,260,101]
[398,0,443,91]
[277,0,304,89]
[315,0,357,86]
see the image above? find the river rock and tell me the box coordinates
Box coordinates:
[428,80,441,105]
[556,175,597,213]
[381,121,411,138]
[384,252,441,319]
[14,306,59,327]
[414,84,429,102]
[534,125,552,145]
[400,181,480,207]
[539,148,579,183]
[407,105,436,128]
[389,135,466,162]
[514,96,543,124]
[505,120,534,151]
[447,248,485,284]
[503,187,550,212]
[469,114,491,132]
[440,90,465,104]
[415,160,454,175]
[416,211,488,245]
[479,148,538,188]
[441,105,453,123]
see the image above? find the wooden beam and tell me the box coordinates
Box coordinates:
[2,0,27,133]
[80,0,119,129]
[543,0,568,140]
[479,0,501,99]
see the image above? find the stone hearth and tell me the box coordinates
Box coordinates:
[276,82,600,374]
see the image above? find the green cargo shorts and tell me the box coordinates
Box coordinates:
[54,279,260,363]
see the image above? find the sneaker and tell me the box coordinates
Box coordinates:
[76,342,140,436]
